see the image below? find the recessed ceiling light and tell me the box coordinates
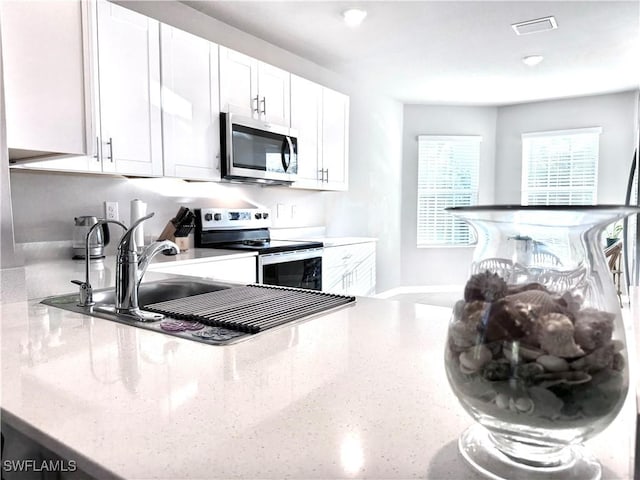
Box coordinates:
[522,55,544,66]
[512,16,558,35]
[342,8,367,27]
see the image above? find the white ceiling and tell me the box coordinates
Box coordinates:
[184,1,640,106]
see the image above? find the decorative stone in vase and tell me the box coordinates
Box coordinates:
[444,205,639,480]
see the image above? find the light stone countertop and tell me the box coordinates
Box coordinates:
[315,236,378,247]
[270,230,378,247]
[0,257,636,479]
[0,243,257,302]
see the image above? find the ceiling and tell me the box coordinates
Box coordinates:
[183,1,640,106]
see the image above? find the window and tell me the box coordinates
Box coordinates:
[416,135,481,247]
[521,127,601,205]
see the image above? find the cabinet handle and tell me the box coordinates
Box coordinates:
[106,137,113,162]
[325,169,329,183]
[260,96,266,116]
[252,96,260,114]
[93,137,100,161]
[318,169,324,182]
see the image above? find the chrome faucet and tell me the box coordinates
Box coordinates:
[72,219,127,307]
[115,212,180,322]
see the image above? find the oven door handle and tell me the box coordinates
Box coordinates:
[258,248,323,266]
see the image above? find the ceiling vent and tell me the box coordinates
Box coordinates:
[512,16,558,35]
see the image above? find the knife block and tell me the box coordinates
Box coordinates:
[157,221,192,252]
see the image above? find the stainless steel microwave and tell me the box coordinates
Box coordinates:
[220,112,298,184]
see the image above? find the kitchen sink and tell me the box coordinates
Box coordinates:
[41,278,250,345]
[93,278,229,306]
[43,278,356,346]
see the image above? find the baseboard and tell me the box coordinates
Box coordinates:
[374,284,463,299]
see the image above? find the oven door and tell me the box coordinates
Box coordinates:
[258,248,322,291]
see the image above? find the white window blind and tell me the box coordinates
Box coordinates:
[521,127,601,206]
[417,135,481,247]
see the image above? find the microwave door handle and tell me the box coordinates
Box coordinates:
[281,136,293,172]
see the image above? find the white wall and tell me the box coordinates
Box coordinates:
[9,170,326,245]
[399,91,638,288]
[495,91,639,204]
[325,91,404,290]
[400,105,498,286]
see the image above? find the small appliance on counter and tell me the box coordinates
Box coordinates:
[157,206,196,251]
[72,216,110,259]
[194,206,323,290]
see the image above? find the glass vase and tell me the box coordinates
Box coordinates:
[444,205,639,480]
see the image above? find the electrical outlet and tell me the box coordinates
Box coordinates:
[104,201,119,221]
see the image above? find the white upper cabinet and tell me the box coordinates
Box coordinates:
[257,62,290,126]
[218,47,258,119]
[290,75,322,187]
[291,78,349,191]
[1,0,90,162]
[219,46,290,125]
[160,25,220,181]
[95,0,163,176]
[321,87,349,190]
[4,2,348,186]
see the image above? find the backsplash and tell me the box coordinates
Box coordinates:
[10,169,329,251]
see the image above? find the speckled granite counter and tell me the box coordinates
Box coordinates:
[0,258,636,479]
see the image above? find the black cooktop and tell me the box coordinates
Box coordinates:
[220,239,323,254]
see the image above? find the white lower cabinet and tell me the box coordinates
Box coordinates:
[322,241,376,296]
[149,256,257,284]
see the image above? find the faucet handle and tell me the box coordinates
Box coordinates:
[71,279,94,307]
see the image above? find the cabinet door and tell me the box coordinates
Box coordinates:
[257,62,290,126]
[150,257,257,284]
[160,25,220,181]
[321,87,349,190]
[322,242,376,296]
[321,246,348,295]
[219,46,258,118]
[1,0,90,163]
[351,244,376,296]
[290,75,322,188]
[96,0,162,176]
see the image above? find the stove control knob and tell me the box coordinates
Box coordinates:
[204,213,213,221]
[255,213,262,219]
[263,212,269,219]
[214,213,222,221]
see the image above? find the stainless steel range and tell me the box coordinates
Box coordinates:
[194,207,323,290]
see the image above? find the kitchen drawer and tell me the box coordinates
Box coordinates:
[150,257,257,284]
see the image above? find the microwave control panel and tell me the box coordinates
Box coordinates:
[198,208,271,230]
